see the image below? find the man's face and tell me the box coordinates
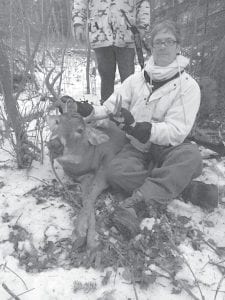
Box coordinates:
[152,29,180,67]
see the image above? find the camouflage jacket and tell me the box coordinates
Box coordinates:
[72,0,150,48]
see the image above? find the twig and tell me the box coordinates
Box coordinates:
[209,261,225,274]
[130,269,140,300]
[102,237,139,299]
[214,275,225,300]
[201,237,222,257]
[28,175,49,185]
[181,253,205,300]
[178,279,201,300]
[50,158,81,210]
[158,265,200,300]
[2,283,21,300]
[15,1,54,101]
[14,213,23,225]
[147,268,170,280]
[0,159,11,163]
[2,264,28,290]
[8,288,35,300]
[164,217,205,300]
[57,39,68,96]
[213,259,225,265]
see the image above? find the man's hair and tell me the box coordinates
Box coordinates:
[150,20,181,45]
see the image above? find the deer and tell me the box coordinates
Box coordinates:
[45,69,128,250]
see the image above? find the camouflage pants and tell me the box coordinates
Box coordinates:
[94,46,135,102]
[105,142,203,204]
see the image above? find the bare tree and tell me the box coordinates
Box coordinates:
[0,1,54,168]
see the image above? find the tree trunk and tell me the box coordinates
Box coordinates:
[0,39,28,168]
[86,4,91,94]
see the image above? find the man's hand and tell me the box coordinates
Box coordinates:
[125,122,152,144]
[60,96,93,117]
[74,24,86,44]
[108,94,135,127]
[108,95,152,144]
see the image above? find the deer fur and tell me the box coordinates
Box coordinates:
[47,113,127,249]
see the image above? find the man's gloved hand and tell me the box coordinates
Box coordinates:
[76,101,93,117]
[108,95,151,143]
[109,108,152,143]
[125,122,152,144]
[108,94,135,127]
[74,24,86,44]
[60,96,93,117]
[109,107,135,127]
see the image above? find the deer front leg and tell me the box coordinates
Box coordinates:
[73,170,108,250]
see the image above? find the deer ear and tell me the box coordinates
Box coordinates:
[46,115,59,131]
[86,125,109,145]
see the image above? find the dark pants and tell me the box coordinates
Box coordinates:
[105,142,203,205]
[94,46,135,103]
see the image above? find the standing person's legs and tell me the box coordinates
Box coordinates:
[116,47,135,82]
[94,46,116,103]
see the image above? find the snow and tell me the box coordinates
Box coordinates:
[0,54,225,300]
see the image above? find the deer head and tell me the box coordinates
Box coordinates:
[45,69,124,149]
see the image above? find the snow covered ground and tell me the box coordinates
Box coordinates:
[0,52,225,300]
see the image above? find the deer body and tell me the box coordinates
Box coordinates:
[47,113,127,249]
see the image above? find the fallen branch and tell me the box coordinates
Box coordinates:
[200,237,222,257]
[131,269,140,300]
[209,261,225,274]
[180,252,205,300]
[14,213,23,225]
[163,217,205,300]
[10,287,35,299]
[214,275,225,300]
[104,238,139,300]
[157,265,200,300]
[50,158,81,210]
[189,137,225,157]
[2,283,21,300]
[1,263,28,290]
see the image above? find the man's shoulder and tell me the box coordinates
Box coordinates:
[180,72,200,89]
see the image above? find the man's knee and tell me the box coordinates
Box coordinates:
[105,156,147,190]
[176,143,203,177]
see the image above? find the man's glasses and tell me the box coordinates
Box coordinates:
[153,39,177,48]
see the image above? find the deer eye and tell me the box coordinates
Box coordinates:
[77,128,83,134]
[55,119,59,125]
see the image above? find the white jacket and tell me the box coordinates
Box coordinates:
[94,59,201,151]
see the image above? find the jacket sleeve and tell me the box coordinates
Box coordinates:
[72,0,88,26]
[150,78,201,146]
[93,75,134,119]
[136,0,150,31]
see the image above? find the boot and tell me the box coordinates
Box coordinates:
[182,181,218,210]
